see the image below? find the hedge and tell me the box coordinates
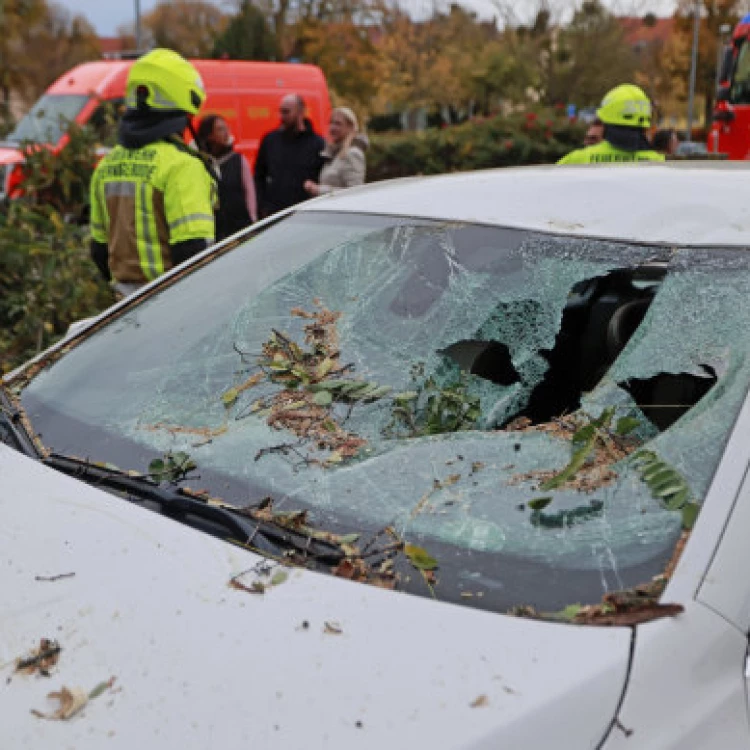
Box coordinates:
[367,110,587,182]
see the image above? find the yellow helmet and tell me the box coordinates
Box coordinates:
[126,49,206,115]
[596,84,652,128]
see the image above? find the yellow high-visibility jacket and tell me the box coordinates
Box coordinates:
[558,140,665,165]
[90,139,215,284]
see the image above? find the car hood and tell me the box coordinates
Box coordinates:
[1,445,632,749]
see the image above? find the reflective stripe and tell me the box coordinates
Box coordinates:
[91,222,106,231]
[168,212,215,231]
[136,183,161,281]
[105,181,137,198]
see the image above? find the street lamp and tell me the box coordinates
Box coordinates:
[686,0,701,143]
[135,0,142,52]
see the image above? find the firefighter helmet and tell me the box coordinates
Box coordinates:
[596,84,652,128]
[126,49,206,115]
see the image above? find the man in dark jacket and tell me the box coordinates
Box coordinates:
[254,94,325,218]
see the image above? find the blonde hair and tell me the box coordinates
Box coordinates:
[332,106,359,154]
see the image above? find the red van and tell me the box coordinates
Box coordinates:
[0,58,331,200]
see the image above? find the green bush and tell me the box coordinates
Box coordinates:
[0,123,114,373]
[367,110,586,182]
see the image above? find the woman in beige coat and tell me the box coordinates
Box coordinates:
[304,107,368,196]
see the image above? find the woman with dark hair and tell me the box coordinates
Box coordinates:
[197,115,257,241]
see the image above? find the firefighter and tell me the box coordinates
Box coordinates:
[558,84,664,165]
[90,48,216,297]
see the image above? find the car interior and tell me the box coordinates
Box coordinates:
[443,263,717,431]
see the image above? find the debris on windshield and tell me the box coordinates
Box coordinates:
[511,577,683,626]
[34,572,75,582]
[385,365,480,437]
[404,544,438,571]
[630,450,692,512]
[324,621,343,635]
[229,560,290,595]
[14,638,61,677]
[507,408,641,493]
[530,499,604,528]
[31,682,102,720]
[227,302,394,467]
[148,451,197,484]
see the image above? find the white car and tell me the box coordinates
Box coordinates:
[3,163,750,749]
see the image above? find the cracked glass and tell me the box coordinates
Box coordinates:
[18,213,750,614]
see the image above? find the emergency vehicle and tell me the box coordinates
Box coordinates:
[0,57,331,200]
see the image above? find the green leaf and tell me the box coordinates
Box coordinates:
[270,570,288,586]
[393,391,419,402]
[404,543,438,571]
[615,416,640,436]
[313,390,333,407]
[571,424,596,445]
[222,388,239,406]
[148,458,165,474]
[88,680,112,700]
[549,603,582,621]
[314,357,335,380]
[528,497,553,510]
[591,407,615,429]
[681,502,700,530]
[664,487,690,511]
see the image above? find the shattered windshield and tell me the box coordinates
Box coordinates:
[17,213,750,615]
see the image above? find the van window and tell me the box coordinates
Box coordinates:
[8,94,89,144]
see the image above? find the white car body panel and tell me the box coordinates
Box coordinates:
[301,163,750,247]
[1,446,630,749]
[601,601,750,749]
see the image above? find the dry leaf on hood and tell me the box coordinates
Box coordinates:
[31,686,89,720]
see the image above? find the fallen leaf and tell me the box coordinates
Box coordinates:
[15,639,61,676]
[222,387,239,407]
[270,571,288,586]
[32,686,89,720]
[528,497,552,511]
[88,676,116,700]
[405,544,438,571]
[470,694,489,708]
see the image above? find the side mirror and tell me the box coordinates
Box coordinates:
[716,85,731,102]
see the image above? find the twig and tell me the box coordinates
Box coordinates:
[34,573,75,582]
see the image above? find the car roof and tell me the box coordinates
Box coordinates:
[300,162,750,247]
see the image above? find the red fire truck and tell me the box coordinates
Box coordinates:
[709,14,750,158]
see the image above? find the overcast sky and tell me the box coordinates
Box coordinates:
[59,0,679,36]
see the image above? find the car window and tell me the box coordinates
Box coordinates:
[8,94,90,144]
[17,213,750,615]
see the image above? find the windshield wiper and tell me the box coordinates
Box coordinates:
[0,391,40,458]
[43,454,346,564]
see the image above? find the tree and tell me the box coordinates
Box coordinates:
[212,0,278,61]
[291,18,380,109]
[544,1,637,107]
[0,1,99,107]
[141,0,228,58]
